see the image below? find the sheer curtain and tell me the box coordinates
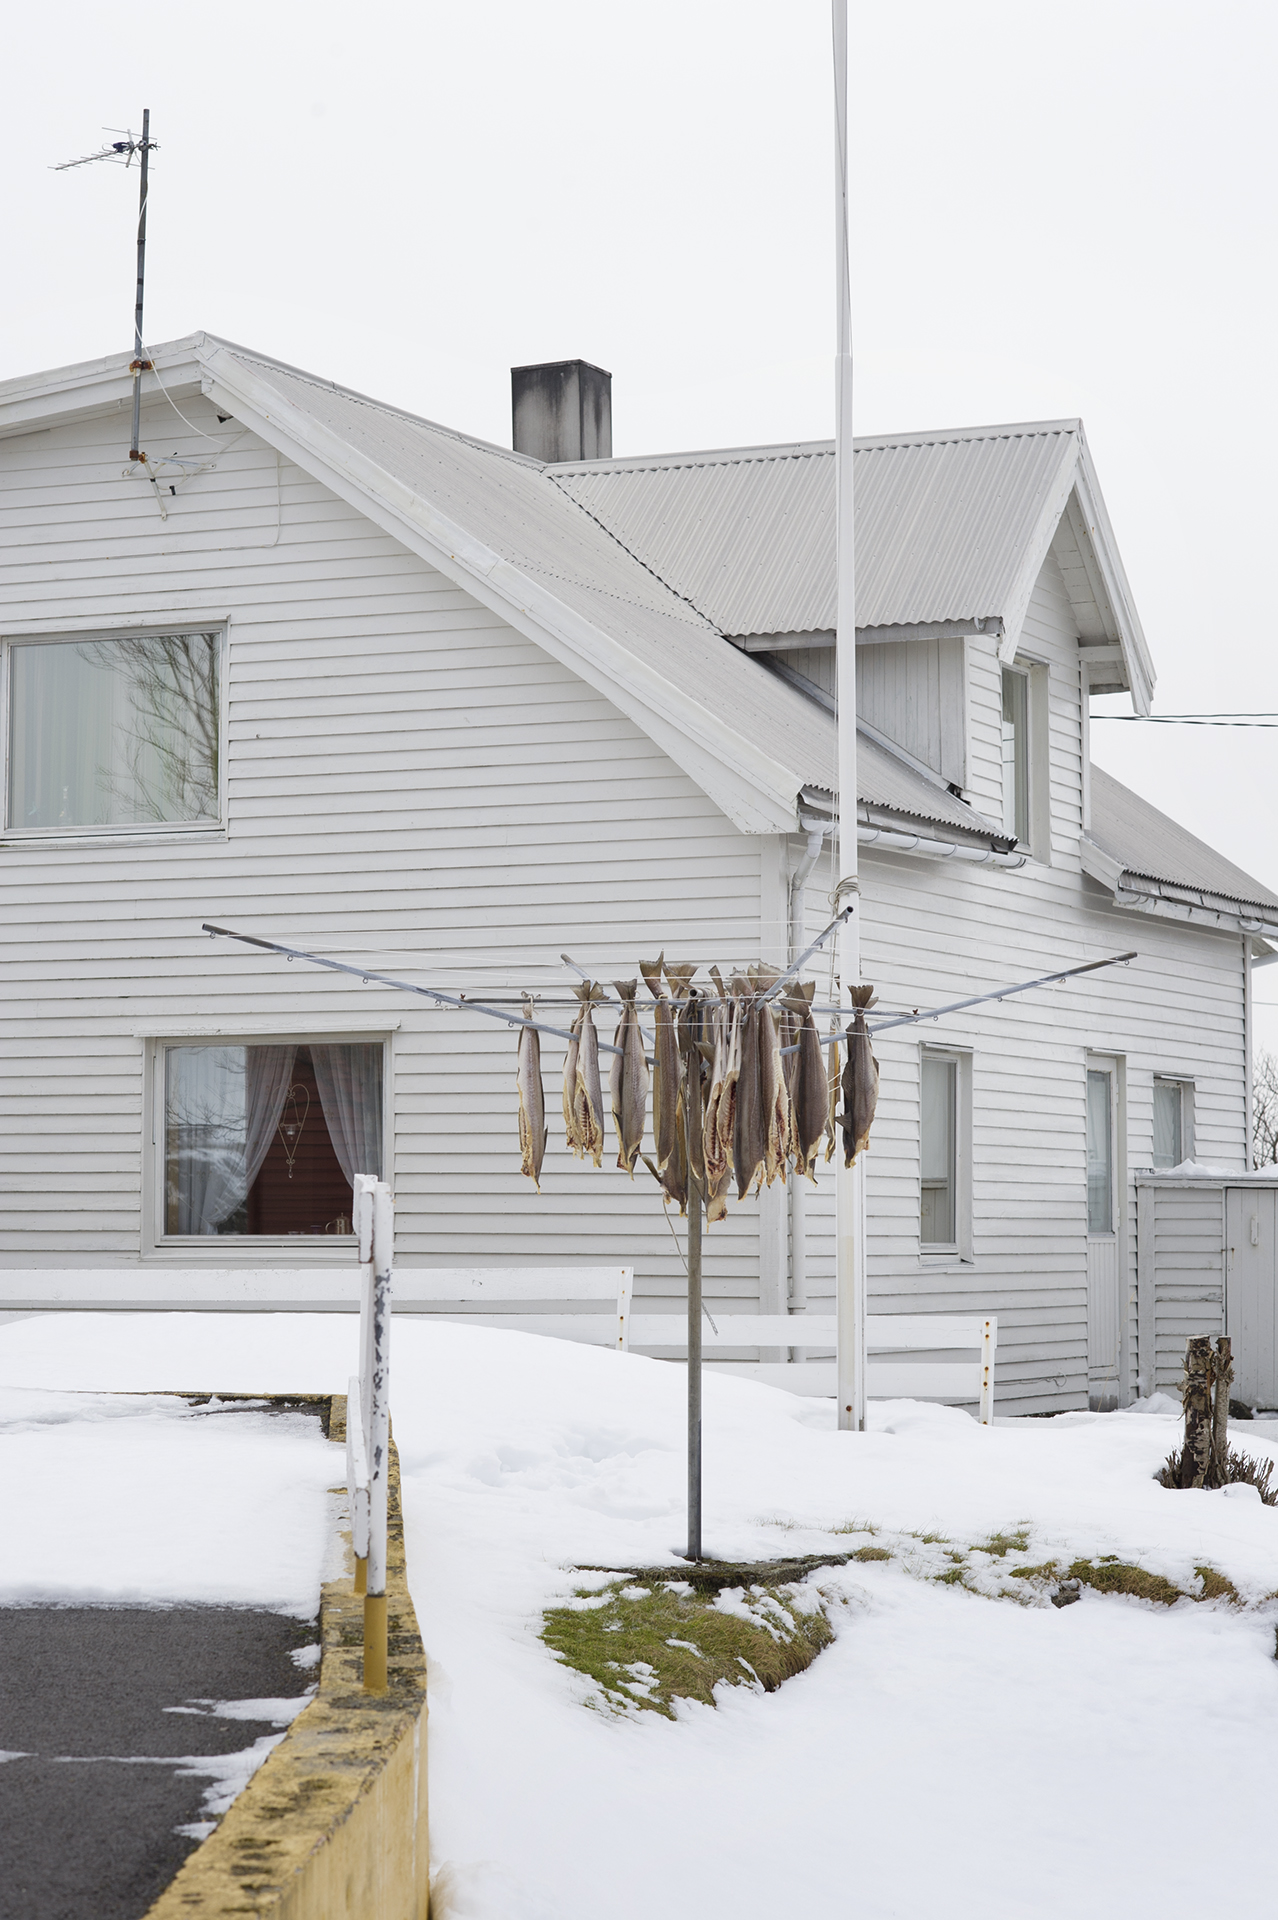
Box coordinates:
[166,1043,297,1235]
[166,1047,247,1236]
[244,1045,298,1191]
[312,1043,383,1187]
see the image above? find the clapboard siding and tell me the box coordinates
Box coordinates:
[0,395,774,1303]
[1,396,1252,1410]
[788,609,1247,1411]
[856,637,966,787]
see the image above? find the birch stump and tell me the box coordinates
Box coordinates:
[1211,1335,1234,1483]
[1180,1336,1214,1488]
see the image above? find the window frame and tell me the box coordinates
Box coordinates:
[1000,657,1051,861]
[919,1043,973,1263]
[1000,664,1030,844]
[141,1030,393,1260]
[1152,1076,1194,1171]
[1,623,229,844]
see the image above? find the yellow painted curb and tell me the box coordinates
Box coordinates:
[144,1395,429,1920]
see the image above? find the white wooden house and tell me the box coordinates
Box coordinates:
[3,336,1276,1412]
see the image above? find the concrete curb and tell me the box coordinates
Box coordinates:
[143,1394,429,1919]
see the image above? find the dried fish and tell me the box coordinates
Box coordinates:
[563,1001,582,1155]
[516,997,546,1190]
[609,979,649,1176]
[702,997,732,1223]
[840,984,879,1166]
[733,1000,767,1199]
[571,981,608,1168]
[760,999,791,1186]
[824,1030,840,1162]
[783,982,828,1183]
[641,955,682,1176]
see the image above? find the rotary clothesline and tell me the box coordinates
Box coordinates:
[201,922,1135,1054]
[204,919,1137,1563]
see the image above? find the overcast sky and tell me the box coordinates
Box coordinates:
[5,1,1277,1042]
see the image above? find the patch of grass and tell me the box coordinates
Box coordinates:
[831,1520,879,1537]
[849,1545,893,1563]
[1195,1566,1241,1604]
[1009,1561,1061,1581]
[542,1578,834,1719]
[933,1566,968,1586]
[911,1530,950,1546]
[978,1530,1030,1559]
[1067,1559,1182,1606]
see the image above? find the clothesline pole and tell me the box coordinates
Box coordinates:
[686,1160,704,1564]
[832,0,865,1434]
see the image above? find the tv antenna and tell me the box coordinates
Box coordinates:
[53,109,158,463]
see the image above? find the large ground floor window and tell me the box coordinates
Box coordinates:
[163,1040,383,1237]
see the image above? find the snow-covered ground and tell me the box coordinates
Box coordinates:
[3,1311,1277,1919]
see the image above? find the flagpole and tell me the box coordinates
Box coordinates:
[832,0,866,1432]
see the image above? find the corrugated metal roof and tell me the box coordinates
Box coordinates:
[1089,767,1278,911]
[217,349,838,798]
[212,348,1047,838]
[852,732,1004,837]
[553,424,1078,638]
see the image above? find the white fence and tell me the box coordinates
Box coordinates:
[5,1262,997,1418]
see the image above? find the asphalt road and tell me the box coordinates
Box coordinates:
[0,1607,317,1920]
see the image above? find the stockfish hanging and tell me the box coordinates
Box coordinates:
[565,981,608,1166]
[515,996,546,1191]
[518,956,878,1203]
[783,982,829,1183]
[639,954,680,1178]
[841,984,880,1166]
[609,980,649,1176]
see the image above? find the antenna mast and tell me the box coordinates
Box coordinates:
[53,111,159,461]
[130,107,152,462]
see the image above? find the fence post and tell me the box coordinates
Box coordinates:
[979,1318,996,1426]
[351,1175,377,1597]
[363,1179,393,1691]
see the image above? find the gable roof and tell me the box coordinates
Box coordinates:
[0,334,1146,835]
[1087,767,1278,915]
[552,422,1154,708]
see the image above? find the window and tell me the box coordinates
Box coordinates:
[921,1053,958,1248]
[1153,1079,1187,1169]
[163,1041,383,1238]
[1001,666,1029,842]
[1086,1068,1114,1233]
[6,629,220,833]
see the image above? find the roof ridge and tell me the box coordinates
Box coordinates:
[213,344,542,469]
[555,419,1081,477]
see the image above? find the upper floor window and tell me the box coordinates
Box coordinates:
[1153,1078,1191,1169]
[6,629,221,834]
[1001,665,1029,842]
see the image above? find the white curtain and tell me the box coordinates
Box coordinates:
[166,1043,297,1235]
[245,1045,298,1191]
[312,1043,383,1187]
[166,1047,248,1236]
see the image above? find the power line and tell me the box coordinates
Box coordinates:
[1093,715,1278,727]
